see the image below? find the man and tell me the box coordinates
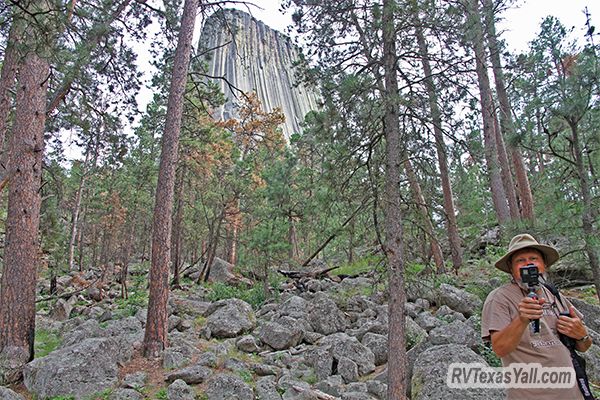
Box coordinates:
[481,233,593,400]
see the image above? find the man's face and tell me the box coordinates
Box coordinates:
[510,248,546,281]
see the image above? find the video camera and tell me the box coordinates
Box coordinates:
[520,264,540,334]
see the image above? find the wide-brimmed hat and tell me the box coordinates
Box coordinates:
[495,233,560,273]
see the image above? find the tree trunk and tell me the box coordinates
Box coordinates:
[143,0,199,359]
[68,151,94,271]
[224,197,241,266]
[0,47,49,383]
[415,19,463,270]
[568,120,600,303]
[171,167,185,288]
[382,1,408,398]
[0,20,21,155]
[482,0,534,222]
[466,0,510,225]
[404,158,445,273]
[491,102,520,220]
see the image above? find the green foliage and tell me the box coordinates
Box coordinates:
[236,368,254,385]
[35,328,62,358]
[47,396,75,400]
[114,289,148,318]
[205,282,268,309]
[154,388,168,400]
[332,254,384,277]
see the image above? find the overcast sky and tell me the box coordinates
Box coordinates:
[241,0,599,53]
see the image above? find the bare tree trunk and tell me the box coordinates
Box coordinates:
[415,19,463,270]
[68,150,96,271]
[288,213,300,261]
[404,158,445,273]
[171,168,185,288]
[224,197,241,266]
[482,0,534,221]
[465,0,510,225]
[0,46,49,383]
[144,0,199,359]
[382,1,408,398]
[491,102,520,220]
[0,20,21,155]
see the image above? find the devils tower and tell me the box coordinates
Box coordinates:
[198,9,320,140]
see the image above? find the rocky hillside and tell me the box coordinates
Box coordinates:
[198,9,320,141]
[3,259,600,399]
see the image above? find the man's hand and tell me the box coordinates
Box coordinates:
[517,296,545,323]
[557,306,586,339]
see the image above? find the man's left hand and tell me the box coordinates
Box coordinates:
[556,306,587,340]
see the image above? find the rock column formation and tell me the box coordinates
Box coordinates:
[198,9,320,141]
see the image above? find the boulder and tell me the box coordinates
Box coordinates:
[205,299,256,338]
[109,388,144,400]
[258,321,303,350]
[361,332,388,366]
[308,294,349,335]
[50,296,77,321]
[278,296,310,319]
[256,376,283,400]
[165,364,213,384]
[437,283,482,317]
[318,333,375,376]
[0,386,25,400]
[411,344,504,400]
[24,337,133,400]
[204,373,254,400]
[167,379,196,400]
[428,320,479,350]
[569,298,600,334]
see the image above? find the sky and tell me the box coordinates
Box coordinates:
[240,0,600,53]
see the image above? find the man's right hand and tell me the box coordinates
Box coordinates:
[518,296,545,323]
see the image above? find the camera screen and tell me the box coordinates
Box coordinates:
[520,265,539,285]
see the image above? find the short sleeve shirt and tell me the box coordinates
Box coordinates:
[481,283,584,400]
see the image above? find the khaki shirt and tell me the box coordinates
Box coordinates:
[481,283,584,400]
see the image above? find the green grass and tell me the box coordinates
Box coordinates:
[154,388,168,400]
[205,282,268,309]
[34,328,62,358]
[331,254,384,277]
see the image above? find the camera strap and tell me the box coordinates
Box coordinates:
[542,282,596,400]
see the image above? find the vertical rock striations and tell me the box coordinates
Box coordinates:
[198,9,320,141]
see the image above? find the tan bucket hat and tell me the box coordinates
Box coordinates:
[495,233,560,273]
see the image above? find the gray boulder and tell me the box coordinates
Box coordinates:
[308,294,349,335]
[411,344,504,400]
[405,316,428,348]
[569,298,600,334]
[258,321,302,350]
[338,356,359,383]
[50,296,77,321]
[582,343,600,384]
[167,379,196,400]
[205,299,256,338]
[236,335,261,353]
[438,283,482,317]
[278,296,310,319]
[414,311,443,332]
[204,373,254,400]
[23,337,133,400]
[109,388,144,400]
[428,320,479,350]
[319,333,376,376]
[165,363,213,384]
[256,376,283,400]
[0,386,25,400]
[361,332,388,366]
